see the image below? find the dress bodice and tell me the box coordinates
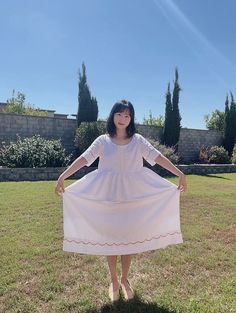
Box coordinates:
[81,133,161,173]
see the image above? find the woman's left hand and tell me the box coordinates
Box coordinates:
[178,174,187,192]
[55,177,65,196]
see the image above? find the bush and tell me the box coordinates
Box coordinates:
[74,121,106,155]
[208,146,231,164]
[199,146,231,164]
[199,147,210,164]
[0,135,71,168]
[232,145,236,164]
[147,138,179,164]
[142,138,179,176]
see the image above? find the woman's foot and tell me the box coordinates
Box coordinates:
[108,281,120,302]
[120,278,134,300]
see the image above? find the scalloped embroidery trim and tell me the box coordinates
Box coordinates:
[64,231,182,246]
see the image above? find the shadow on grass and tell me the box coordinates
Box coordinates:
[86,294,178,313]
[199,174,231,180]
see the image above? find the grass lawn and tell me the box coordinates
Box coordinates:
[0,173,235,313]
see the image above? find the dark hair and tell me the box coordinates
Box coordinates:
[106,100,136,137]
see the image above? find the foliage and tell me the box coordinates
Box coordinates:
[143,110,164,126]
[163,68,181,147]
[147,138,179,164]
[74,122,106,158]
[223,93,236,156]
[91,96,99,121]
[198,147,209,164]
[4,90,48,116]
[77,63,98,127]
[172,68,182,145]
[208,146,231,164]
[232,145,236,164]
[0,135,71,168]
[163,83,173,146]
[204,109,225,132]
[199,145,231,164]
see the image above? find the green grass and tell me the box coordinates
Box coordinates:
[0,174,235,313]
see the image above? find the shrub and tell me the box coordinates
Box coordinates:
[0,135,71,168]
[199,146,210,164]
[208,146,231,164]
[143,138,179,176]
[148,138,179,164]
[75,122,106,153]
[74,122,106,165]
[199,146,231,164]
[232,145,236,164]
[75,122,101,154]
[97,121,107,134]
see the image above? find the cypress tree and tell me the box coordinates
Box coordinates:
[223,94,234,156]
[163,83,173,146]
[91,96,98,121]
[229,92,236,151]
[77,63,98,126]
[234,102,236,146]
[163,69,182,147]
[172,68,182,146]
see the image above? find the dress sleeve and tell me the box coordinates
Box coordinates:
[80,135,104,166]
[139,135,161,166]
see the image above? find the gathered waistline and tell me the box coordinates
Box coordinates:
[96,168,143,174]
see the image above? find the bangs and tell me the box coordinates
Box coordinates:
[114,103,131,115]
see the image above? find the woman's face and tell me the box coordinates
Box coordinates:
[113,109,131,130]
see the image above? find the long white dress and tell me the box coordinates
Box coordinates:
[63,133,183,255]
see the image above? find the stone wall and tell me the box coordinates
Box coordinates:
[136,124,163,140]
[0,113,224,163]
[0,167,93,182]
[1,164,236,182]
[0,112,77,153]
[138,126,224,163]
[178,128,223,163]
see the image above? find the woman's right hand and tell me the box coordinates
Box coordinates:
[55,177,65,196]
[178,173,187,192]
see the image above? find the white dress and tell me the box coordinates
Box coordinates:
[63,133,183,255]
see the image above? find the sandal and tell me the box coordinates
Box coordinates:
[120,279,134,300]
[108,282,120,302]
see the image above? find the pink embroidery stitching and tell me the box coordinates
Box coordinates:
[64,232,181,246]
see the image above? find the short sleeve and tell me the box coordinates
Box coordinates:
[80,135,104,166]
[139,135,161,166]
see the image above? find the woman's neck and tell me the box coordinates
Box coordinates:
[114,129,128,139]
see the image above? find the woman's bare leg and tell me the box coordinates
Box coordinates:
[107,256,119,291]
[120,254,134,299]
[120,255,132,283]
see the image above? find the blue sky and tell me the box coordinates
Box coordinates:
[1,0,236,129]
